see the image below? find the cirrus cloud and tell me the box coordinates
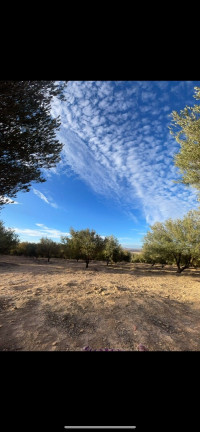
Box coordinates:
[33,188,58,209]
[51,80,200,225]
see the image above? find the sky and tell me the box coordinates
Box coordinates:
[1,80,200,249]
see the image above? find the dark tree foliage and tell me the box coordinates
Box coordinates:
[0,220,19,254]
[0,80,67,206]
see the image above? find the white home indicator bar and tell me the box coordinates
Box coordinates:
[64,427,136,429]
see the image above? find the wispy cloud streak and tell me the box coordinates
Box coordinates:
[33,188,58,208]
[13,223,70,240]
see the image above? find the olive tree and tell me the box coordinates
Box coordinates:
[78,228,105,268]
[142,210,200,273]
[170,86,200,193]
[37,237,60,262]
[102,235,121,265]
[0,81,67,207]
[0,220,19,254]
[61,228,85,261]
[63,228,104,268]
[13,241,38,258]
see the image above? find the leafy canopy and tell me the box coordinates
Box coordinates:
[142,210,200,272]
[62,228,105,267]
[0,220,19,254]
[37,237,60,261]
[169,86,200,193]
[0,80,67,206]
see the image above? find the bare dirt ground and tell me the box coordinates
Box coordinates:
[0,254,200,351]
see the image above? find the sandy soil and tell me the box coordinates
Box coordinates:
[0,254,200,351]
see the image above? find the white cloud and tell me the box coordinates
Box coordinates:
[13,223,70,241]
[13,228,46,237]
[33,188,58,208]
[51,81,199,225]
[33,188,49,203]
[60,128,120,199]
[35,223,48,228]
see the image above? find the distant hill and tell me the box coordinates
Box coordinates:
[124,248,142,253]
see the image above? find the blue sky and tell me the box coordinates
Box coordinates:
[1,80,200,249]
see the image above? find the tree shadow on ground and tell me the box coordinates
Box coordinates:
[95,262,200,278]
[1,256,200,279]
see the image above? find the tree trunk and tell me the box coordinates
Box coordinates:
[176,254,191,273]
[85,258,89,268]
[177,265,188,273]
[174,253,181,273]
[48,256,50,262]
